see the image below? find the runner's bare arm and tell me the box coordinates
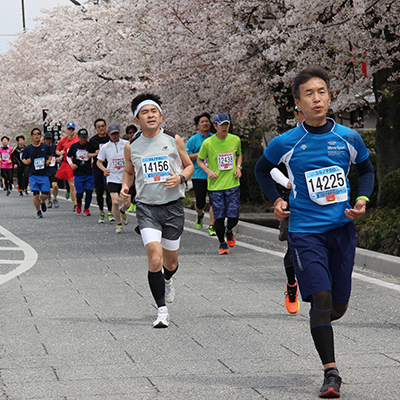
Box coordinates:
[165,135,194,188]
[121,142,135,201]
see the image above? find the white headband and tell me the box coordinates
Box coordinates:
[133,100,162,118]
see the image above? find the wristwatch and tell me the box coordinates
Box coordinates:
[179,174,186,184]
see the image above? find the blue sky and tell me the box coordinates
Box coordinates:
[0,0,75,53]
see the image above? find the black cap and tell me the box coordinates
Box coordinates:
[44,132,53,140]
[78,128,88,137]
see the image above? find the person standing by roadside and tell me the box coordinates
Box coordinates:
[87,119,113,223]
[22,128,52,218]
[56,122,78,211]
[121,93,194,328]
[186,113,216,235]
[1,136,14,196]
[197,113,242,255]
[254,66,375,398]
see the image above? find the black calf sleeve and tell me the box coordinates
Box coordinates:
[148,270,165,307]
[226,217,239,231]
[84,190,93,210]
[96,189,104,210]
[214,218,225,243]
[310,291,335,365]
[76,192,84,204]
[311,325,335,365]
[164,264,178,281]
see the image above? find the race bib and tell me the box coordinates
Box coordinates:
[34,157,45,170]
[49,156,56,167]
[142,155,170,184]
[305,166,348,205]
[111,157,125,171]
[217,152,234,170]
[2,153,10,161]
[76,149,88,161]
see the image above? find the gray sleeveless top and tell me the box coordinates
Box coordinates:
[130,128,185,205]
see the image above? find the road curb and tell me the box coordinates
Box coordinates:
[184,208,400,278]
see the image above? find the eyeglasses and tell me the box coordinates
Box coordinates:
[67,128,75,131]
[96,125,106,128]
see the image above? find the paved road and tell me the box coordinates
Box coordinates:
[0,192,399,399]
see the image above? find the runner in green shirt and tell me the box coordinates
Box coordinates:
[197,113,242,255]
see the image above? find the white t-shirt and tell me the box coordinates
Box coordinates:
[97,139,128,184]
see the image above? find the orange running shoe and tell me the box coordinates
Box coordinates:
[225,229,236,247]
[285,280,300,314]
[219,242,229,255]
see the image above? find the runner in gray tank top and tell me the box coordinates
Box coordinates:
[121,93,194,328]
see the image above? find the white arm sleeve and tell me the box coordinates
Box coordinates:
[270,168,290,188]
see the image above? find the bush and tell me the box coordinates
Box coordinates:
[380,168,400,208]
[240,159,267,204]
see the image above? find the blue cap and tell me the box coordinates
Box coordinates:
[214,113,230,124]
[67,122,75,129]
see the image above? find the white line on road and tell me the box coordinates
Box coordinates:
[184,226,400,293]
[0,225,38,286]
[60,190,400,293]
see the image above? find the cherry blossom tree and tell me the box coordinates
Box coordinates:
[0,0,399,200]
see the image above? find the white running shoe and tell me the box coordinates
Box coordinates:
[121,209,129,225]
[153,306,169,328]
[165,279,175,303]
[115,224,123,234]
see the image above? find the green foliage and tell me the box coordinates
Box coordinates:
[380,168,400,208]
[355,206,400,253]
[240,159,267,205]
[182,191,193,208]
[359,130,376,150]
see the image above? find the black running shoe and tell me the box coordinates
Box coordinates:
[319,368,342,398]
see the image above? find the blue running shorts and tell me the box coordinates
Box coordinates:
[208,186,240,220]
[29,175,50,193]
[74,175,94,193]
[289,221,356,303]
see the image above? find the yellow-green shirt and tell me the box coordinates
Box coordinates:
[198,133,241,191]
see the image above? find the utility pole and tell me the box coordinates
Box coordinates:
[21,0,26,31]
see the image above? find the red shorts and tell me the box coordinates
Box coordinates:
[55,161,73,181]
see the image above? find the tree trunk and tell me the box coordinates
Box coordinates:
[373,65,400,204]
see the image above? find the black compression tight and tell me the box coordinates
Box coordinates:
[310,291,349,365]
[214,217,239,243]
[96,187,112,212]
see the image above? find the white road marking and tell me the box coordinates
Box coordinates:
[0,225,38,285]
[184,226,400,292]
[61,190,400,293]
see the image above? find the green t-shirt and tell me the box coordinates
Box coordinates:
[198,133,241,191]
